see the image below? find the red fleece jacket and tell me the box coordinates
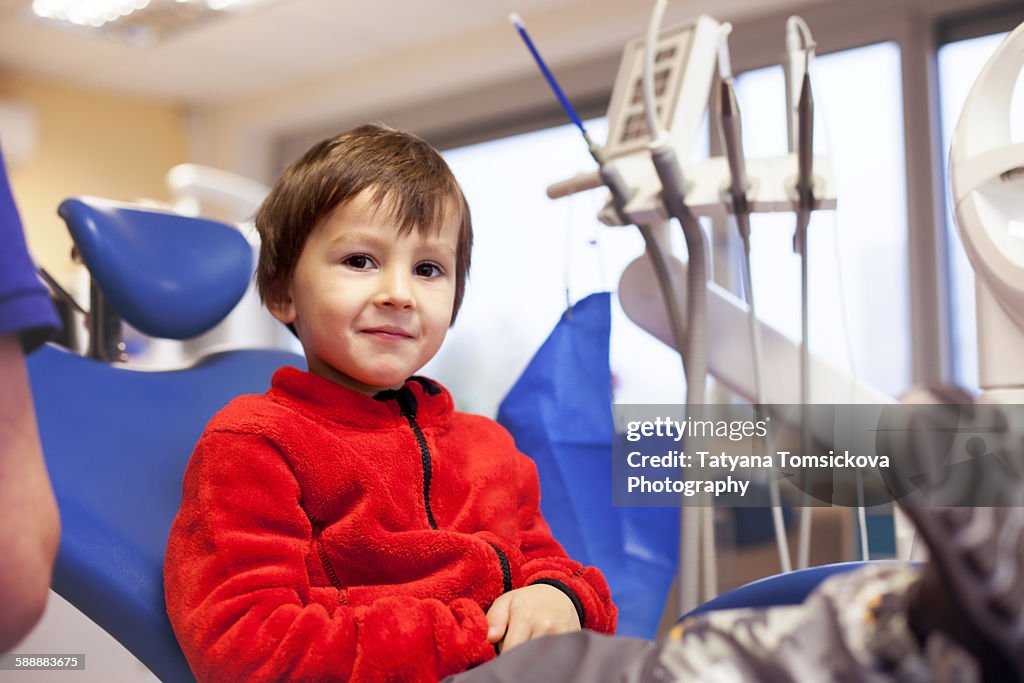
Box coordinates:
[164,367,616,682]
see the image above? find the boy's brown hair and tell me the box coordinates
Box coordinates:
[254,123,473,324]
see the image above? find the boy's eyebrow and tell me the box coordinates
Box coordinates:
[326,231,389,248]
[327,231,457,258]
[419,238,458,258]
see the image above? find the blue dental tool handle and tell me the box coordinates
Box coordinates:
[509,13,603,161]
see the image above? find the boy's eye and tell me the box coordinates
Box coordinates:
[415,262,443,278]
[343,255,375,270]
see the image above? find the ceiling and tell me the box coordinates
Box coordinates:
[0,0,597,102]
[0,0,823,106]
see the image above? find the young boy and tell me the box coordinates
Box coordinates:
[164,124,616,682]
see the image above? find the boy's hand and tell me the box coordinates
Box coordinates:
[485,584,581,653]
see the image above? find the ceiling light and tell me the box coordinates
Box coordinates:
[29,0,278,44]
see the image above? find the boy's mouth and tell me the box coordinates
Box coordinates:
[362,326,414,340]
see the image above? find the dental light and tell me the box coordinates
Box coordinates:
[949,21,1024,405]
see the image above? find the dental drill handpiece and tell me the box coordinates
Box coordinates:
[795,65,815,248]
[719,86,751,241]
[715,31,751,247]
[795,57,815,569]
[795,66,814,391]
[717,28,792,573]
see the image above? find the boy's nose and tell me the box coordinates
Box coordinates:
[374,268,415,310]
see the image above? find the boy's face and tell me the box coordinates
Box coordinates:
[269,189,460,394]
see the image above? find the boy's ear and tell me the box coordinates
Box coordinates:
[265,284,297,325]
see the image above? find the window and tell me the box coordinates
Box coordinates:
[429,117,694,417]
[735,42,910,398]
[429,41,911,415]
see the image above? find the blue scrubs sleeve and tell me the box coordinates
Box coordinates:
[0,145,60,352]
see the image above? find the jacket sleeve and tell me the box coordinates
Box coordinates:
[511,451,618,634]
[164,429,494,683]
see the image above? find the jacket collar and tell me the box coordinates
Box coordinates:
[268,366,453,428]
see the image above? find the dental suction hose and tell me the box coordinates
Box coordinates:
[649,142,713,613]
[597,108,710,604]
[650,146,709,408]
[595,163,693,394]
[646,0,714,611]
[644,0,710,424]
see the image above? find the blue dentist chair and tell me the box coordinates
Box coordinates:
[682,561,876,618]
[28,197,304,682]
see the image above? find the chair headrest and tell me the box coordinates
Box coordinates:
[59,197,253,340]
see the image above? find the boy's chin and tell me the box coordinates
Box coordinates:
[340,369,413,393]
[355,368,414,388]
[309,360,412,394]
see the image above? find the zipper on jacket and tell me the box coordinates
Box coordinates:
[309,517,343,591]
[316,533,342,589]
[400,400,513,595]
[487,542,513,593]
[373,382,517,600]
[403,412,439,530]
[374,380,443,531]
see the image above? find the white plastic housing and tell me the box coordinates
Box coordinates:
[604,16,721,178]
[950,22,1024,394]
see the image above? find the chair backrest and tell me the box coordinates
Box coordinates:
[58,197,252,340]
[30,346,302,682]
[29,198,304,682]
